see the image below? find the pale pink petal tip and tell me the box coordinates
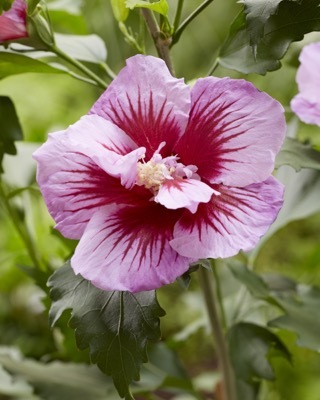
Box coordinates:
[291,95,320,126]
[155,179,216,213]
[291,42,320,125]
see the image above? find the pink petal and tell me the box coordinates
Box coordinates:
[90,54,191,159]
[175,77,286,187]
[33,115,148,239]
[291,94,320,126]
[170,176,284,259]
[71,203,191,292]
[155,178,216,213]
[291,43,320,126]
[0,0,28,42]
[295,43,320,96]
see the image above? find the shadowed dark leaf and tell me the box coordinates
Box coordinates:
[48,261,165,398]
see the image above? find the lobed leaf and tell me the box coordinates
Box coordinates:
[219,0,320,74]
[269,285,320,351]
[230,263,320,352]
[275,137,320,172]
[0,96,23,173]
[240,0,282,45]
[48,262,165,398]
[228,322,291,382]
[228,322,291,399]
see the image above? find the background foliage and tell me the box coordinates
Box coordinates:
[1,0,320,399]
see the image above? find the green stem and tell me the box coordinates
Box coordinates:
[198,265,237,400]
[207,57,220,76]
[100,62,117,80]
[50,44,108,89]
[171,0,215,46]
[212,262,227,331]
[173,0,185,31]
[141,9,174,75]
[0,180,43,271]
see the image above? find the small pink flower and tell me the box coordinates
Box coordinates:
[291,42,320,126]
[33,55,286,293]
[0,0,28,43]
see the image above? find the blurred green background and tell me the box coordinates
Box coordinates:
[1,0,320,399]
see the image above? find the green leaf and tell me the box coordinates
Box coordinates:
[275,137,320,171]
[240,0,282,45]
[228,322,291,382]
[219,0,320,75]
[228,263,271,301]
[235,379,260,400]
[0,96,23,173]
[252,168,320,253]
[0,53,65,79]
[111,0,129,22]
[136,343,195,395]
[269,285,320,351]
[230,264,320,351]
[125,0,169,16]
[49,10,87,35]
[0,364,34,399]
[54,34,107,63]
[48,262,165,398]
[47,0,84,15]
[0,346,117,400]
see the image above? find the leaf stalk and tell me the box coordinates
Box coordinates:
[172,0,215,46]
[49,44,108,90]
[173,0,185,31]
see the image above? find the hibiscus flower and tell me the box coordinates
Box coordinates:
[0,0,28,43]
[33,55,286,293]
[291,42,320,126]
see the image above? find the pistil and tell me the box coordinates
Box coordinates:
[136,160,174,192]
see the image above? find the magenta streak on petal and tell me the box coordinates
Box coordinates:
[103,204,183,270]
[40,150,150,239]
[171,177,284,259]
[99,139,132,154]
[57,159,149,212]
[105,88,180,159]
[176,89,248,180]
[71,204,191,292]
[205,194,264,239]
[176,77,286,188]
